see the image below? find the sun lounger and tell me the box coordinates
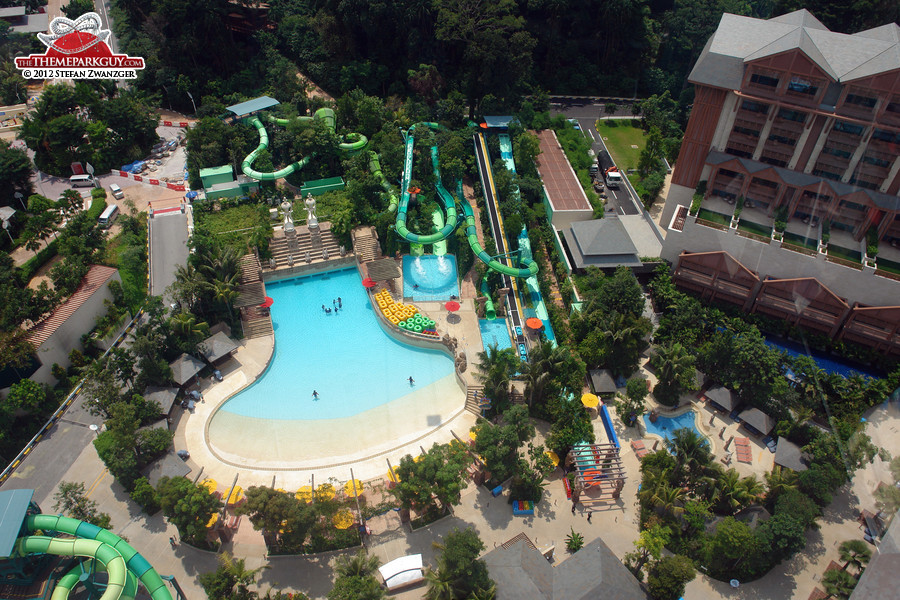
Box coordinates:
[631,440,649,459]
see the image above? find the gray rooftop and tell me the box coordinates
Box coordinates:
[563,218,642,269]
[0,489,33,558]
[199,331,239,363]
[589,369,618,395]
[9,13,48,34]
[226,96,280,117]
[141,451,191,487]
[706,386,741,411]
[739,407,776,434]
[0,6,26,18]
[483,537,646,600]
[169,353,205,386]
[143,386,180,414]
[773,438,808,472]
[691,9,900,88]
[851,509,900,599]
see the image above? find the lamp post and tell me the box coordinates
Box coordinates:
[2,219,14,244]
[186,91,197,115]
[14,192,25,210]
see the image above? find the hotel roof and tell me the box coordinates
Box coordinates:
[690,9,900,88]
[534,129,592,213]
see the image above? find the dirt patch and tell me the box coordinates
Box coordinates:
[27,254,63,291]
[156,109,196,125]
[296,73,334,103]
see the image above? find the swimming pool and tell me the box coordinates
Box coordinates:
[478,318,512,352]
[765,336,879,379]
[216,268,455,420]
[642,410,707,443]
[403,255,459,301]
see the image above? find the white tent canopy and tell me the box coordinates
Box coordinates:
[378,554,424,590]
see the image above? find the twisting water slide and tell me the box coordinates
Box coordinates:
[241,108,367,180]
[14,514,172,600]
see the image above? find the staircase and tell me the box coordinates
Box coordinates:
[238,254,273,338]
[268,224,343,267]
[351,226,381,263]
[465,386,488,415]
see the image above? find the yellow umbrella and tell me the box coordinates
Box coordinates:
[295,486,313,503]
[275,488,288,494]
[332,509,354,530]
[206,512,219,529]
[386,467,401,483]
[413,454,425,463]
[581,393,600,408]
[468,430,478,441]
[315,483,336,501]
[199,479,217,494]
[545,450,560,467]
[344,479,364,498]
[226,486,244,506]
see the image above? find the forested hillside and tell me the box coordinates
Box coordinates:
[109,0,899,114]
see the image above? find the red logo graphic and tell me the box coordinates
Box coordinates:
[15,12,144,78]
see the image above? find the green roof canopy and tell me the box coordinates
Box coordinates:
[199,165,233,178]
[226,96,280,117]
[0,489,34,558]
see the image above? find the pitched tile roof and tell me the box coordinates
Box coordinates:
[690,9,900,88]
[25,265,118,348]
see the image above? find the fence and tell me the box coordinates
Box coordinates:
[112,169,186,192]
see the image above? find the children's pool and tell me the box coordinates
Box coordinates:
[642,410,707,443]
[479,318,512,352]
[403,255,459,301]
[215,268,454,420]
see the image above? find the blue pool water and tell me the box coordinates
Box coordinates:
[403,255,460,301]
[642,410,707,442]
[218,268,454,420]
[479,318,512,352]
[764,337,879,379]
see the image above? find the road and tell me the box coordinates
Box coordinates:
[149,211,189,299]
[550,101,642,217]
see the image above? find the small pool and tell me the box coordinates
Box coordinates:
[403,255,459,301]
[479,318,512,352]
[765,336,879,379]
[642,410,707,442]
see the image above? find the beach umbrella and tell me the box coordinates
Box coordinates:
[445,300,461,312]
[275,488,288,495]
[206,512,219,529]
[333,509,354,530]
[344,479,364,498]
[362,277,376,288]
[581,393,600,408]
[315,483,336,501]
[525,317,543,330]
[199,479,217,494]
[295,486,313,503]
[226,486,244,506]
[545,450,560,467]
[468,430,478,441]
[260,296,274,308]
[386,467,401,483]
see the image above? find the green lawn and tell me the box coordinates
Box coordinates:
[738,219,772,237]
[827,244,862,263]
[876,257,900,275]
[696,208,730,226]
[783,231,818,251]
[595,120,646,171]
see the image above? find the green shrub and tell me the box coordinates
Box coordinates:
[17,239,59,284]
[689,194,703,215]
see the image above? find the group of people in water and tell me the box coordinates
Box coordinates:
[322,297,343,314]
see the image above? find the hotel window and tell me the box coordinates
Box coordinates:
[750,73,779,87]
[872,129,900,144]
[777,108,806,123]
[839,200,867,211]
[741,100,769,114]
[862,155,891,168]
[887,101,900,114]
[813,169,842,181]
[788,77,818,96]
[821,146,851,159]
[768,134,796,146]
[833,121,863,136]
[733,126,760,137]
[845,93,877,109]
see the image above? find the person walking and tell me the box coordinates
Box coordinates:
[169,537,177,549]
[587,511,592,523]
[571,503,576,515]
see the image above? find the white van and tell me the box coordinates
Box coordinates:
[98,204,119,228]
[109,183,124,199]
[69,174,95,188]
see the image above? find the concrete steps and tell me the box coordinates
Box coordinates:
[242,307,274,338]
[269,228,343,267]
[465,386,488,415]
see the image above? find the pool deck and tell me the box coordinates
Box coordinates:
[178,295,486,489]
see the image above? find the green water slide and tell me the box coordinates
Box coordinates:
[15,514,172,600]
[458,193,538,278]
[368,151,398,212]
[394,123,461,244]
[241,108,368,181]
[480,275,496,320]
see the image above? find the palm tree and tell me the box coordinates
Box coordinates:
[207,278,238,321]
[648,483,686,519]
[200,244,242,283]
[335,548,381,578]
[424,567,454,600]
[475,342,518,409]
[712,468,761,514]
[652,342,697,405]
[764,465,798,503]
[218,551,268,596]
[470,585,497,600]
[666,428,712,489]
[170,311,209,339]
[838,539,872,574]
[522,339,563,407]
[822,568,858,599]
[171,263,206,313]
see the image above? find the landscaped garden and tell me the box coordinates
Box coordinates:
[696,207,730,226]
[596,120,646,171]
